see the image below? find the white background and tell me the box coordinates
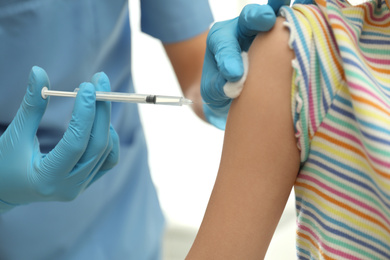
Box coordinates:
[129,0,364,259]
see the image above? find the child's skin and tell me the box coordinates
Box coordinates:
[186,17,300,259]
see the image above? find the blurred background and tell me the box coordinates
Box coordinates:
[129,0,363,259]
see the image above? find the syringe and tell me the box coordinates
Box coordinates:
[41,87,193,106]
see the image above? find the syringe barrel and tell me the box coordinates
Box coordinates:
[41,87,192,106]
[154,95,183,106]
[95,91,150,103]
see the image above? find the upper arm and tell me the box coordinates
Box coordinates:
[186,18,300,259]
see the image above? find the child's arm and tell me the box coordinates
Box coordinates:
[186,17,300,259]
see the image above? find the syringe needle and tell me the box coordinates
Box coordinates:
[41,87,193,106]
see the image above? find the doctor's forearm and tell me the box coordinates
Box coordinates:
[163,30,209,121]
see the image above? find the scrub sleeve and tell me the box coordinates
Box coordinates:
[0,0,213,259]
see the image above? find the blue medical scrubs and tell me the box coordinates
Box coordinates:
[0,0,213,259]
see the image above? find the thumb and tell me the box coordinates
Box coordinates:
[238,4,276,38]
[293,0,314,4]
[9,66,49,142]
[268,0,291,13]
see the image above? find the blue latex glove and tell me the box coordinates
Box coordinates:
[201,0,314,130]
[0,66,119,213]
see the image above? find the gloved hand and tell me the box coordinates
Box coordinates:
[0,66,119,213]
[201,0,314,130]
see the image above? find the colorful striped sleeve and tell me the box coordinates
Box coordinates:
[280,0,390,259]
[280,3,346,163]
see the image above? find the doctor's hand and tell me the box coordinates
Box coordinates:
[0,67,119,213]
[201,0,314,130]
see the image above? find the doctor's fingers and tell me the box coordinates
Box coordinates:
[207,18,243,82]
[40,83,96,174]
[66,72,114,183]
[61,124,118,195]
[87,125,120,187]
[238,4,276,38]
[267,0,291,13]
[82,72,119,185]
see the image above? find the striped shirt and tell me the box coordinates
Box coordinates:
[280,0,390,259]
